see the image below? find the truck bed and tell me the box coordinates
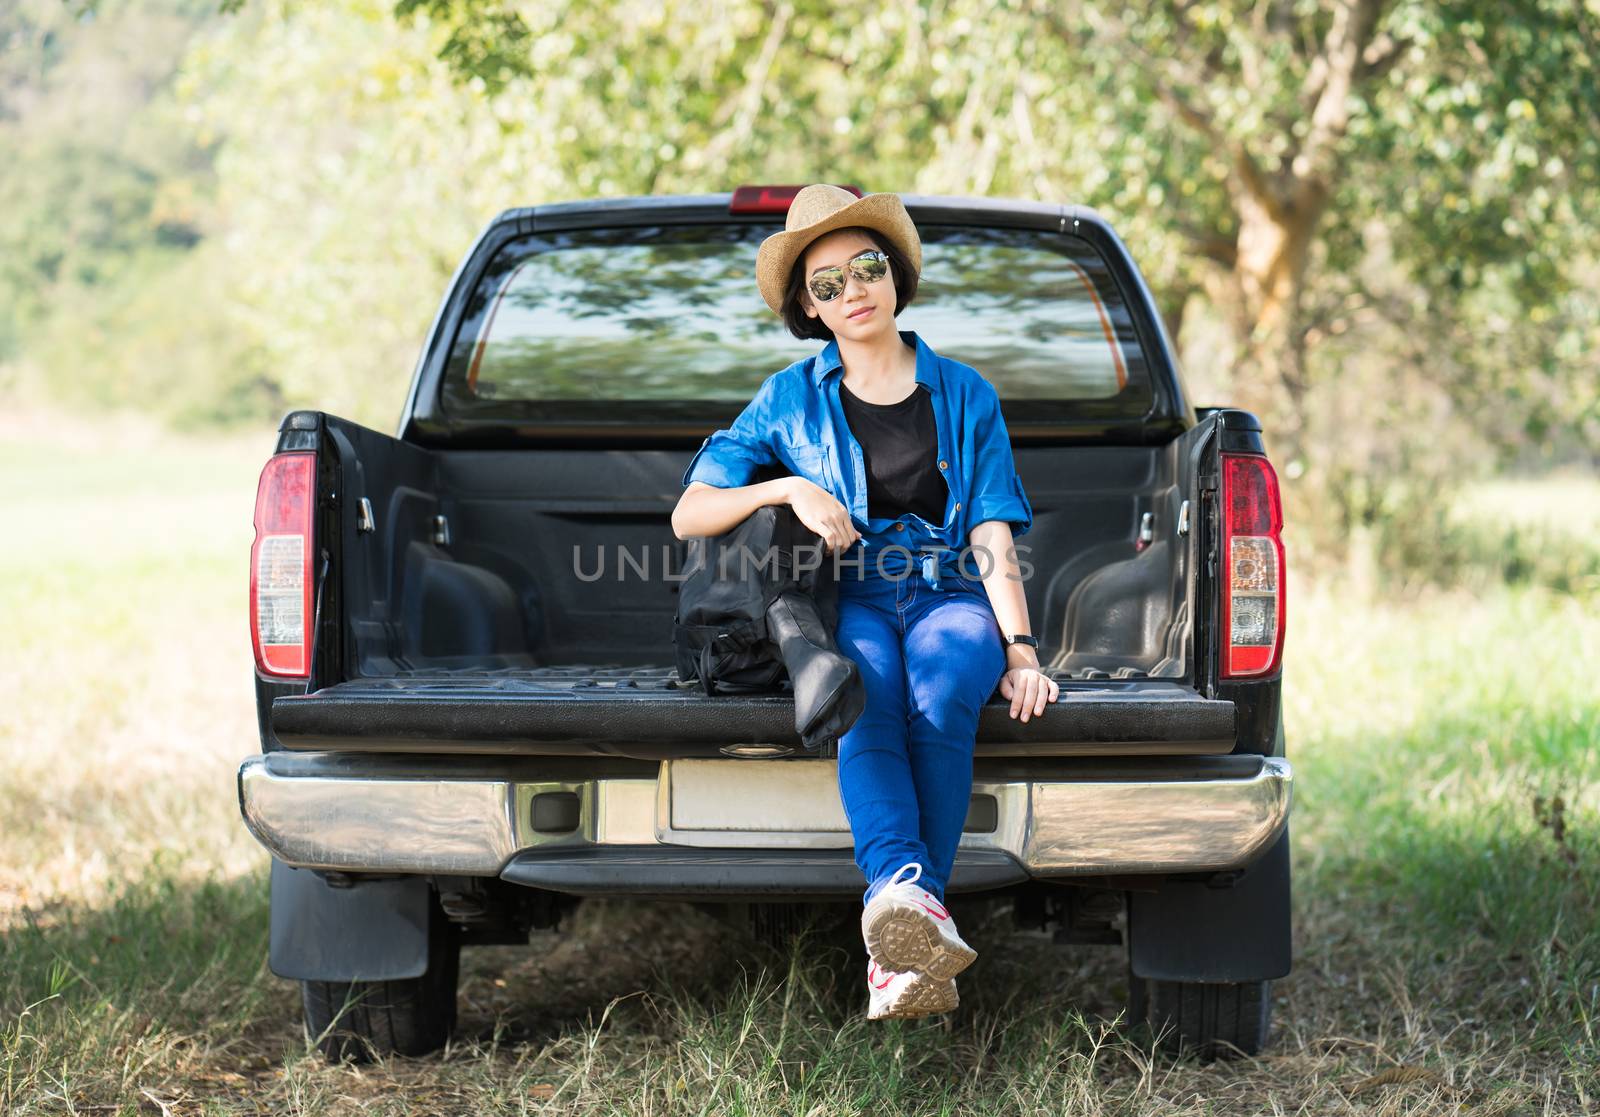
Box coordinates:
[318,427,1208,682]
[267,418,1230,760]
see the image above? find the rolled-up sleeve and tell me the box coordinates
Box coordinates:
[965,381,1033,538]
[681,374,782,489]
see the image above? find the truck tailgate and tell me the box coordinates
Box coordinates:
[269,664,1235,759]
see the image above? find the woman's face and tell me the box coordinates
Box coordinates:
[799,229,898,342]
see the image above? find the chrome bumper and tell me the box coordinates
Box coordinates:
[239,754,1292,881]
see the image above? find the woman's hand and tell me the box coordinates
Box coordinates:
[968,522,1055,722]
[786,478,861,553]
[997,647,1059,722]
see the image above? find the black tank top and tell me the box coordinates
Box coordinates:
[839,380,948,524]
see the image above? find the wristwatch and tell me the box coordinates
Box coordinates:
[1003,634,1039,649]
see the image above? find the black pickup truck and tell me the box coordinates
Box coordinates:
[240,188,1291,1061]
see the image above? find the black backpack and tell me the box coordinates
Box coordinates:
[672,503,865,753]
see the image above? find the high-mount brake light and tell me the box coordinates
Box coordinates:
[1220,453,1286,678]
[250,451,316,678]
[730,184,864,214]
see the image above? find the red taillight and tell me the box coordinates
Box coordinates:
[1220,454,1286,678]
[730,184,863,214]
[250,452,316,678]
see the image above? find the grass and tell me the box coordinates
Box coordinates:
[1,406,1596,1114]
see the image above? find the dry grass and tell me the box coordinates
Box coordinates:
[2,408,1596,1114]
[0,405,269,920]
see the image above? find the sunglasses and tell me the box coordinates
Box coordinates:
[807,249,889,303]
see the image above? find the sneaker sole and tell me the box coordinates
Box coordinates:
[862,898,977,981]
[868,976,959,1020]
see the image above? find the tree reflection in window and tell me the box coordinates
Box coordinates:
[447,223,1140,409]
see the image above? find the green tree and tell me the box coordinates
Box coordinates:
[1029,1,1598,463]
[386,0,1597,573]
[0,0,255,422]
[4,0,1592,554]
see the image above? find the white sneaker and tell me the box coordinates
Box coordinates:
[861,862,977,981]
[866,960,959,1020]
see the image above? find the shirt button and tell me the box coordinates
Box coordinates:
[954,502,961,511]
[894,522,905,531]
[938,460,948,470]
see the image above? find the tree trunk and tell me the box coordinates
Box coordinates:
[1226,183,1326,463]
[1199,0,1391,464]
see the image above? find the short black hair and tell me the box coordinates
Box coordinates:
[780,227,920,341]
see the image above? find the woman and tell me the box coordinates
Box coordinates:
[671,184,1058,1020]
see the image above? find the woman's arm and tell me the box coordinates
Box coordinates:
[672,478,799,540]
[673,478,862,551]
[968,519,1058,721]
[675,370,786,540]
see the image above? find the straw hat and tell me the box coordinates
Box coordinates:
[754,184,922,315]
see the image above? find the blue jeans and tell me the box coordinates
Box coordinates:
[833,564,1007,905]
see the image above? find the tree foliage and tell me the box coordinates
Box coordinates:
[390,0,1597,454]
[0,0,1593,568]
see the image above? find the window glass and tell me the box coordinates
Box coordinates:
[441,223,1153,421]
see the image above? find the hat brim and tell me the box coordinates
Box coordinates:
[755,193,923,315]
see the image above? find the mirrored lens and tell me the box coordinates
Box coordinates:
[806,251,887,303]
[848,251,888,282]
[808,269,846,302]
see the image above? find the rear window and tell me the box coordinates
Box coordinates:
[440,222,1154,423]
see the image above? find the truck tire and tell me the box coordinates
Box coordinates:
[300,905,460,1063]
[1127,970,1272,1059]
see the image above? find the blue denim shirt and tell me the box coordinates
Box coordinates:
[681,330,1033,585]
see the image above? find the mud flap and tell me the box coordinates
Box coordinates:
[1127,828,1291,982]
[268,859,432,982]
